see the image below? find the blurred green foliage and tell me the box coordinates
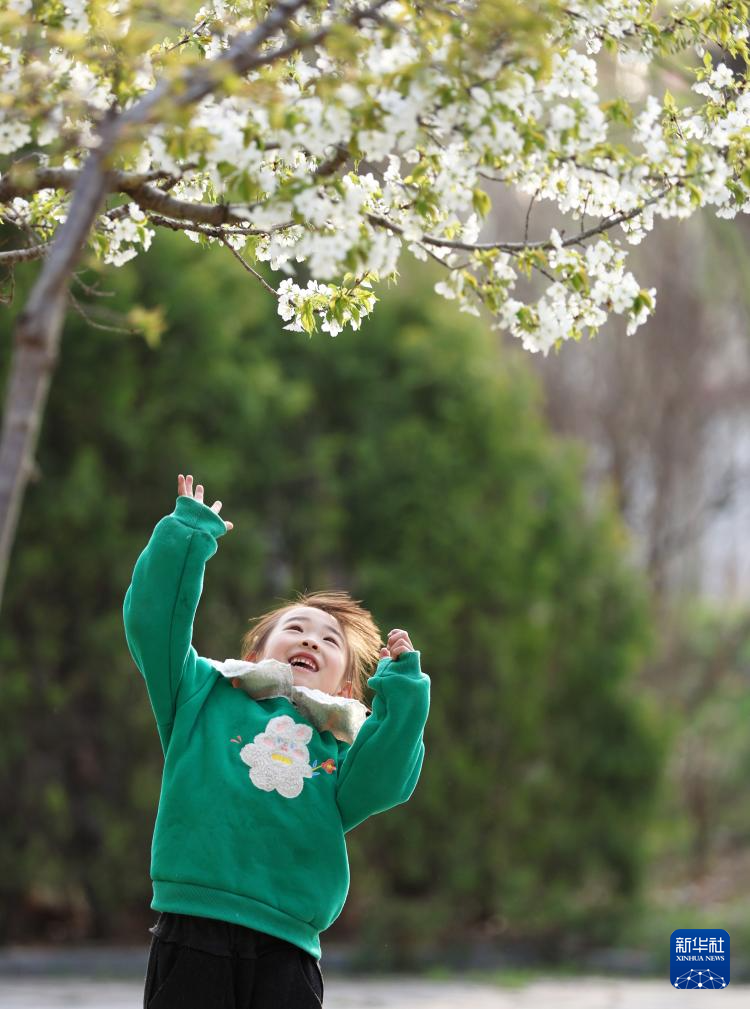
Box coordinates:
[649,605,750,872]
[617,601,750,965]
[0,234,660,958]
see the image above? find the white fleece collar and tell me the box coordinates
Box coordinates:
[207,657,369,744]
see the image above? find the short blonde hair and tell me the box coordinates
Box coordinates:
[240,589,382,704]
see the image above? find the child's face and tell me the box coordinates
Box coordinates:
[255,605,352,697]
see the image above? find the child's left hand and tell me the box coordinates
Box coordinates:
[380,628,415,660]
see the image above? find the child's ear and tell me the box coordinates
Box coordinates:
[244,650,259,662]
[337,682,353,699]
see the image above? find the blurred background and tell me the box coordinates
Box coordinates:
[1,181,750,991]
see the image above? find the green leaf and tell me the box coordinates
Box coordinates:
[300,300,316,334]
[472,187,492,216]
[126,305,167,348]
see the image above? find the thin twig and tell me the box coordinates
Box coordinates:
[67,290,138,334]
[0,269,15,306]
[524,190,537,244]
[220,235,278,296]
[71,272,115,298]
[165,17,211,52]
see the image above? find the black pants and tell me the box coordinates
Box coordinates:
[143,912,324,1008]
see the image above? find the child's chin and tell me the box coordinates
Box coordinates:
[295,676,326,693]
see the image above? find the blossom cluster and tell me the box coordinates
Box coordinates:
[276,277,377,337]
[1,0,749,351]
[98,203,155,267]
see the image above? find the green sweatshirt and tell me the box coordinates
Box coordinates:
[123,495,430,959]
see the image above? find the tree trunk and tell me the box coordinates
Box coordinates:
[0,150,111,611]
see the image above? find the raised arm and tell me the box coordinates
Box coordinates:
[123,475,231,751]
[336,634,430,834]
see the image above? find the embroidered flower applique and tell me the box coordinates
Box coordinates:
[235,714,335,798]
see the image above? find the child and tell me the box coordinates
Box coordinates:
[123,474,431,1008]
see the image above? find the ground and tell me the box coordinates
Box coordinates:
[1,975,749,1007]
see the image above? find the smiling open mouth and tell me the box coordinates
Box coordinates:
[290,655,319,672]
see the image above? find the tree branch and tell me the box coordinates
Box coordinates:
[0,243,52,265]
[0,166,298,234]
[367,189,670,254]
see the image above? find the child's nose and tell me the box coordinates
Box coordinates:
[301,639,319,650]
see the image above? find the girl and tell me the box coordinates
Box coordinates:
[123,474,431,1008]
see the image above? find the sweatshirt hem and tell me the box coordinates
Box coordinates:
[369,650,424,682]
[172,495,228,539]
[151,879,322,960]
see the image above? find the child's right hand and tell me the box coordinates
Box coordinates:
[178,473,234,532]
[379,628,415,660]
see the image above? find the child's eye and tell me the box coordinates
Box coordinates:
[325,637,340,647]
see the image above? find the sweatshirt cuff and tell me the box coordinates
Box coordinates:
[172,495,228,539]
[369,649,422,681]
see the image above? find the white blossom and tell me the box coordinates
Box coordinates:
[0,119,31,155]
[710,64,734,89]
